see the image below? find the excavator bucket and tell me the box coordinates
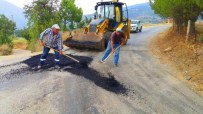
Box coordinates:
[63,32,105,51]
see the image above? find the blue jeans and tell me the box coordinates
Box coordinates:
[101,41,120,65]
[39,46,60,66]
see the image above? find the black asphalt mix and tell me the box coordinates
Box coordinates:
[0,54,128,94]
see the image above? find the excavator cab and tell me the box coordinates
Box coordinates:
[64,0,131,50]
[94,2,120,30]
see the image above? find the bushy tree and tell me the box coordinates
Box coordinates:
[150,0,203,35]
[59,0,83,30]
[24,0,61,51]
[16,28,31,41]
[196,0,203,8]
[195,0,203,19]
[77,16,92,28]
[0,14,16,45]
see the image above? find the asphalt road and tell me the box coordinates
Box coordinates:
[0,25,203,114]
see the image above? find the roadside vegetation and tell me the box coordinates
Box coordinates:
[13,38,28,50]
[150,23,203,97]
[0,0,91,55]
[23,0,91,52]
[0,0,203,56]
[150,0,203,37]
[150,0,203,97]
[0,14,15,55]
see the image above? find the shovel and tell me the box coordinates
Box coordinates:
[102,45,122,62]
[45,45,88,68]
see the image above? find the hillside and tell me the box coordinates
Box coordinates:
[0,0,27,29]
[128,2,162,23]
[83,2,162,23]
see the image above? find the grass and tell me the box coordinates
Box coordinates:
[13,37,28,50]
[197,34,203,43]
[142,23,171,28]
[195,22,203,43]
[0,37,28,55]
[196,22,203,33]
[0,44,13,55]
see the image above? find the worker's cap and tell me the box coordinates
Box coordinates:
[116,28,122,32]
[52,24,60,29]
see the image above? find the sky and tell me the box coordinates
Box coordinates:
[5,0,149,14]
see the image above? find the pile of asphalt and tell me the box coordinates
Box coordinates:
[1,54,128,94]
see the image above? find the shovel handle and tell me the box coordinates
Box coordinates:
[45,45,80,63]
[102,45,121,62]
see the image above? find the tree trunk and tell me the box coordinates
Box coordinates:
[173,18,182,34]
[186,20,196,42]
[63,19,66,31]
[188,20,195,35]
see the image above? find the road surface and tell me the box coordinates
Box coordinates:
[0,25,203,114]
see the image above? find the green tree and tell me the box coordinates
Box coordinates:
[24,0,61,51]
[150,0,203,35]
[0,14,16,45]
[84,16,92,26]
[59,0,83,31]
[196,0,203,8]
[195,0,203,19]
[77,16,92,28]
[16,28,31,41]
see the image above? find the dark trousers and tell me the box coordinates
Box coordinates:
[39,46,60,66]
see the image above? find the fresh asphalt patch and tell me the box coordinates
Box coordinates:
[0,54,128,94]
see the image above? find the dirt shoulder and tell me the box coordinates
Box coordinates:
[149,27,203,97]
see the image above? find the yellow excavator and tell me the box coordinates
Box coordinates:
[63,0,131,50]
